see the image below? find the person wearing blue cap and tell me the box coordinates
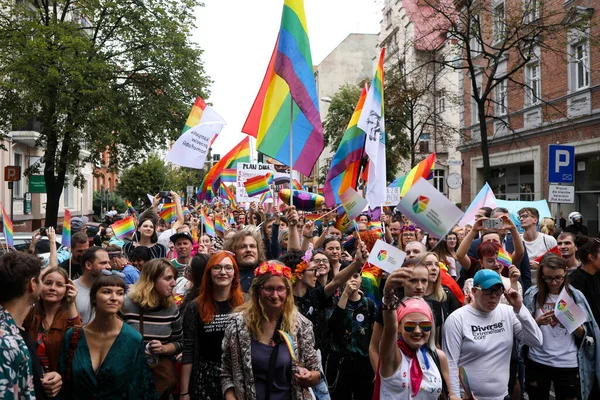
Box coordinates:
[442,269,543,400]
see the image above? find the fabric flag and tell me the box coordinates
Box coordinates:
[259,190,274,205]
[399,153,436,197]
[357,48,386,207]
[244,175,271,197]
[159,205,177,223]
[125,200,139,218]
[0,203,13,248]
[201,208,216,237]
[323,83,368,206]
[220,183,238,209]
[62,209,72,248]
[111,216,136,239]
[197,137,250,200]
[460,183,497,227]
[215,215,225,234]
[182,207,191,217]
[220,169,237,184]
[535,246,561,263]
[497,247,513,267]
[166,97,226,169]
[241,0,323,177]
[339,187,368,221]
[291,178,302,191]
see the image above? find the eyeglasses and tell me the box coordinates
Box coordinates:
[312,258,329,265]
[542,275,565,283]
[305,268,318,274]
[261,286,287,295]
[403,321,432,333]
[213,265,235,273]
[101,270,126,278]
[108,252,123,259]
[402,233,416,237]
[518,214,531,220]
[474,286,504,296]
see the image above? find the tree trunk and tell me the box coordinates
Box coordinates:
[477,102,491,183]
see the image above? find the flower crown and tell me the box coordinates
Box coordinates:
[293,248,314,277]
[254,261,292,279]
[401,225,417,232]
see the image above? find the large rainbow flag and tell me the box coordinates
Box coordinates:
[1,203,13,248]
[241,0,323,177]
[197,137,250,200]
[323,83,368,206]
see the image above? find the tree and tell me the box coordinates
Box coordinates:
[116,155,205,209]
[322,68,411,184]
[420,0,589,181]
[0,0,211,226]
[92,191,127,218]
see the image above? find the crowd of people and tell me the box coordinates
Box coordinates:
[1,191,600,400]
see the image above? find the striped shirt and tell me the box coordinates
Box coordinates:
[120,296,183,354]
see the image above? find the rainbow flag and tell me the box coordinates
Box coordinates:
[1,203,13,248]
[334,208,350,231]
[159,204,177,223]
[111,216,136,239]
[323,83,368,206]
[497,247,513,267]
[259,190,273,204]
[362,270,382,306]
[244,175,271,197]
[201,208,215,237]
[278,330,297,361]
[125,200,139,218]
[181,97,220,146]
[220,168,237,184]
[317,187,324,196]
[241,0,323,177]
[398,153,436,197]
[62,209,72,248]
[291,179,302,191]
[182,207,191,217]
[215,214,225,233]
[197,137,250,200]
[219,183,238,209]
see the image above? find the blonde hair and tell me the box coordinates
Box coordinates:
[128,259,177,309]
[420,253,447,302]
[540,217,555,236]
[237,262,297,339]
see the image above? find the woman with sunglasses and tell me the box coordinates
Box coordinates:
[120,259,183,399]
[180,251,244,400]
[58,272,157,399]
[399,225,417,251]
[523,253,599,400]
[375,295,457,400]
[221,261,321,400]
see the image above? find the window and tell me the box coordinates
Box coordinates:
[437,91,446,113]
[470,15,482,56]
[524,0,540,23]
[572,41,590,90]
[385,8,392,27]
[433,170,445,193]
[419,134,430,153]
[63,176,74,208]
[524,63,540,106]
[493,2,505,43]
[495,80,508,115]
[471,71,482,124]
[13,153,23,198]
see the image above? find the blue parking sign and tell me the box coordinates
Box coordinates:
[548,145,575,183]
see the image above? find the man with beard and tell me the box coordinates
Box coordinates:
[58,231,89,279]
[224,229,265,292]
[557,231,581,271]
[74,247,111,324]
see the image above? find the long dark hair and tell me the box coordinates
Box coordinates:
[180,253,210,311]
[536,253,572,310]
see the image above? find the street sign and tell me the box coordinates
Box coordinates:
[447,160,463,166]
[548,145,575,183]
[4,166,21,181]
[548,184,575,204]
[29,175,47,193]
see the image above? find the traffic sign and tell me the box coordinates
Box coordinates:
[4,166,21,181]
[548,184,575,204]
[548,145,575,183]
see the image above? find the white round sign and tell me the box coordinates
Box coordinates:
[447,173,463,189]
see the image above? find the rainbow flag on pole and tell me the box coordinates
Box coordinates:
[62,209,72,248]
[497,247,513,268]
[201,208,215,237]
[244,175,271,197]
[259,190,274,205]
[396,153,436,197]
[219,183,238,209]
[291,179,302,191]
[220,169,237,184]
[159,204,177,223]
[215,214,225,233]
[241,0,323,177]
[111,216,136,239]
[1,203,14,248]
[323,83,368,206]
[125,200,139,218]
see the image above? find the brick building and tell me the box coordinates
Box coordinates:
[457,0,600,235]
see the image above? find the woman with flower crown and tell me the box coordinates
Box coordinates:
[221,260,322,400]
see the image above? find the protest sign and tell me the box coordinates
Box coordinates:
[554,287,587,334]
[339,187,368,220]
[367,240,406,274]
[384,187,401,206]
[236,163,275,203]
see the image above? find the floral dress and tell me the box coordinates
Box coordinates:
[0,306,35,399]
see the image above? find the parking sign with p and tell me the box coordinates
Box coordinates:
[4,166,21,182]
[548,145,575,184]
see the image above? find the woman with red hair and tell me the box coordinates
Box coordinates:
[179,251,244,400]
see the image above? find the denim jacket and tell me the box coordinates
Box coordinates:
[523,285,600,400]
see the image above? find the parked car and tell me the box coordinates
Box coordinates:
[0,232,63,264]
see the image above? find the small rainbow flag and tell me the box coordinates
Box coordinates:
[497,247,513,267]
[1,203,14,248]
[244,175,270,197]
[278,330,297,361]
[215,214,225,233]
[303,213,320,222]
[220,168,237,184]
[125,200,139,218]
[62,209,72,248]
[182,207,191,217]
[159,204,177,223]
[229,213,236,225]
[291,179,302,191]
[220,183,238,209]
[317,187,324,196]
[259,190,273,204]
[111,216,136,239]
[201,208,215,237]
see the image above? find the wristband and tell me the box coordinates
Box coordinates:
[303,235,312,239]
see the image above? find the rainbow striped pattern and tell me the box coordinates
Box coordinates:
[259,190,273,204]
[392,153,436,197]
[182,97,207,133]
[244,175,271,197]
[197,137,250,200]
[220,169,237,184]
[278,330,297,361]
[201,208,215,237]
[220,183,238,209]
[159,204,177,223]
[125,200,139,218]
[62,209,71,248]
[182,207,190,217]
[1,203,13,248]
[497,247,513,267]
[241,0,323,177]
[291,178,302,191]
[215,214,225,233]
[324,84,368,206]
[111,216,136,239]
[362,270,382,306]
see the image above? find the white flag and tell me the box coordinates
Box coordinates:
[357,48,386,207]
[166,106,226,169]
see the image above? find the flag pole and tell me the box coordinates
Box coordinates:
[289,99,294,207]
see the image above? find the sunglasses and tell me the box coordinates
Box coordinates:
[474,286,504,296]
[403,320,432,333]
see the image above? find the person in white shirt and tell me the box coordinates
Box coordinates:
[442,269,543,400]
[518,207,557,273]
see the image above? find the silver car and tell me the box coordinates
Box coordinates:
[0,232,63,264]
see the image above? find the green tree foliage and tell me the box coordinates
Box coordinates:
[92,191,127,218]
[0,0,211,226]
[322,68,410,183]
[116,155,204,209]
